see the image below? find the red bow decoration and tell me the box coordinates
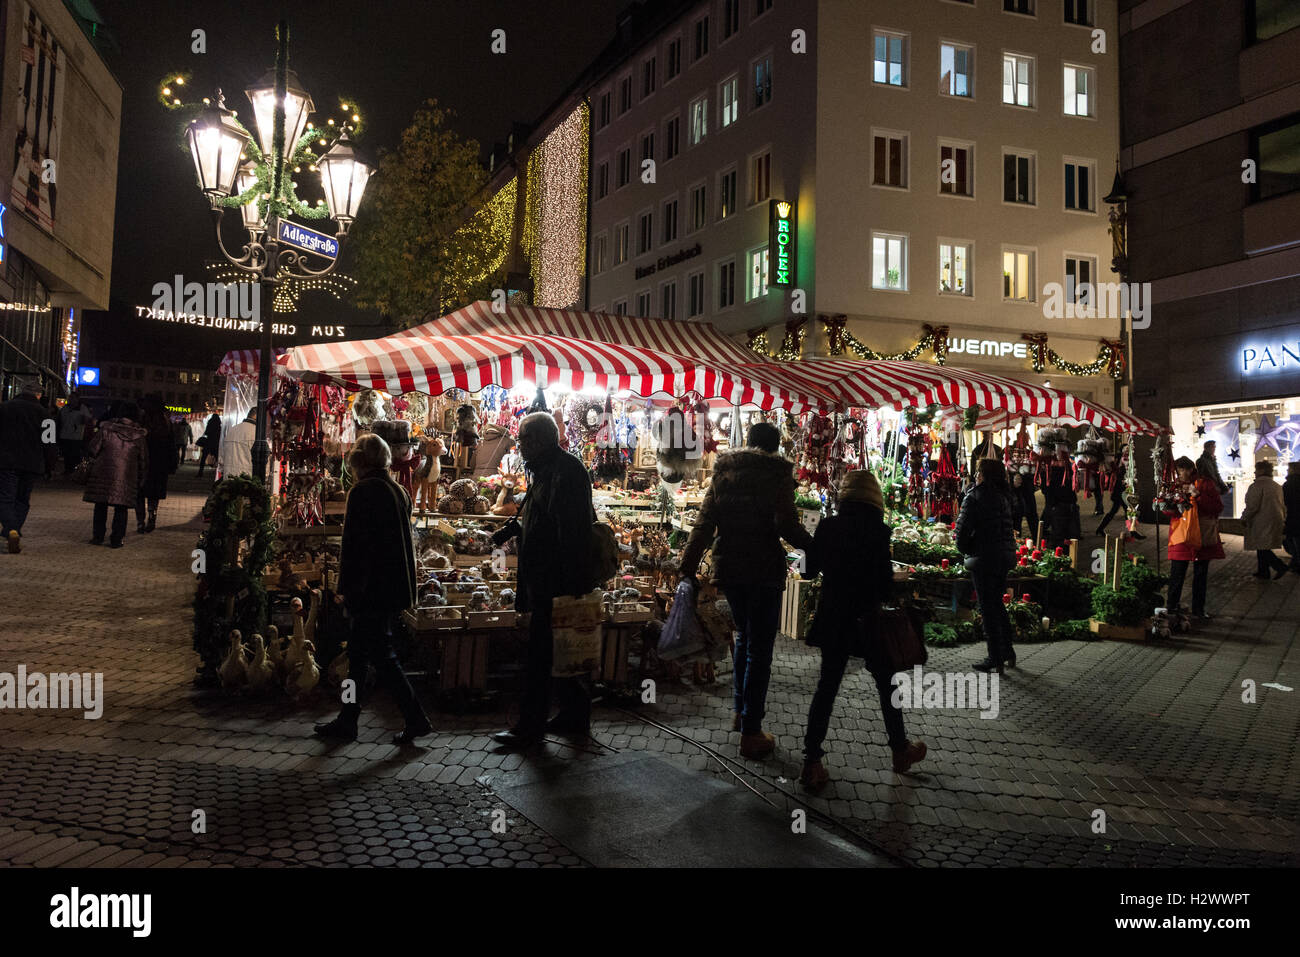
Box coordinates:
[923,324,950,364]
[1022,332,1050,371]
[821,314,847,356]
[1101,338,1127,379]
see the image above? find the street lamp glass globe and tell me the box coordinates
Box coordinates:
[237,161,263,230]
[186,93,250,198]
[245,69,315,163]
[317,131,373,224]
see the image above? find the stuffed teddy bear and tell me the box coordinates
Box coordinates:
[414,434,446,515]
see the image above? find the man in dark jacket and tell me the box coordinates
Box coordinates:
[1284,461,1300,573]
[0,377,52,553]
[956,458,1019,673]
[316,433,431,745]
[1197,440,1230,496]
[491,412,597,748]
[679,422,814,760]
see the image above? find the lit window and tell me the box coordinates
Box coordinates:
[939,241,972,296]
[872,233,908,291]
[873,31,908,87]
[720,76,739,128]
[940,42,973,97]
[748,247,770,300]
[1002,248,1035,301]
[1063,64,1094,117]
[719,168,738,219]
[1002,53,1034,107]
[689,96,708,145]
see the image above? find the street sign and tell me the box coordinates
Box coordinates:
[277,220,338,260]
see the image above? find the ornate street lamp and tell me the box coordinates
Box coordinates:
[184,21,372,485]
[1103,163,1132,408]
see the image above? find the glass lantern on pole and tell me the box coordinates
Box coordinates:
[185,91,249,201]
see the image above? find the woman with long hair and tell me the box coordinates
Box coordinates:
[1162,456,1226,620]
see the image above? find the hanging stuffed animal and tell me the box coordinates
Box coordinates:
[799,413,836,487]
[351,389,386,430]
[655,405,700,484]
[1073,430,1108,498]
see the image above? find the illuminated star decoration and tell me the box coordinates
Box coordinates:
[1229,447,1241,462]
[206,264,357,314]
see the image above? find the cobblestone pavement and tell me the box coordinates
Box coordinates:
[1,476,1295,868]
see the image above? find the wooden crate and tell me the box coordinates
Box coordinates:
[1089,618,1148,641]
[439,631,490,690]
[610,601,654,623]
[465,609,517,629]
[403,606,468,632]
[780,578,816,639]
[600,625,632,685]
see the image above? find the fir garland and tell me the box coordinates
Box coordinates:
[192,477,277,674]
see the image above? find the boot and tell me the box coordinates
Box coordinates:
[799,759,830,794]
[146,508,157,533]
[739,731,775,760]
[891,740,927,773]
[732,711,742,732]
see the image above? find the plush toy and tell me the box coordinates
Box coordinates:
[265,625,285,681]
[245,634,275,693]
[454,404,479,450]
[286,640,320,699]
[655,406,700,484]
[352,389,386,429]
[219,630,248,691]
[414,434,446,515]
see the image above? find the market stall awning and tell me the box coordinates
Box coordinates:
[216,348,290,376]
[963,394,1168,434]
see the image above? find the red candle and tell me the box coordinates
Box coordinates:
[1022,593,1031,602]
[1040,539,1047,549]
[1002,592,1012,603]
[1018,557,1028,566]
[1031,549,1042,560]
[940,558,950,570]
[1054,546,1064,557]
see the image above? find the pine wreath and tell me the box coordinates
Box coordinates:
[192,476,276,680]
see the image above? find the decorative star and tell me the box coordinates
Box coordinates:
[1229,447,1241,461]
[1194,423,1206,438]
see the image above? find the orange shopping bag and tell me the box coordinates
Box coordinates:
[1169,499,1202,549]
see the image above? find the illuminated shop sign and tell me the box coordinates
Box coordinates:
[1241,340,1300,373]
[75,367,100,386]
[947,338,1029,359]
[132,306,347,340]
[768,200,795,287]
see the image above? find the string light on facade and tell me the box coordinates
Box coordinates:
[522,102,589,307]
[206,263,356,314]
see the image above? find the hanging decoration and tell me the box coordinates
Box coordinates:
[822,314,847,356]
[522,103,589,308]
[826,320,949,364]
[747,317,808,360]
[1022,333,1050,373]
[798,412,836,487]
[206,264,356,315]
[930,445,960,522]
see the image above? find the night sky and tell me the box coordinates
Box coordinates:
[85,0,623,371]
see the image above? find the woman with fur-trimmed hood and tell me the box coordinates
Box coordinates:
[679,422,814,762]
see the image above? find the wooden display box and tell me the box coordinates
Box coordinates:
[600,625,632,685]
[780,578,816,639]
[1089,618,1148,642]
[610,601,653,623]
[403,606,468,632]
[439,631,490,690]
[465,609,517,629]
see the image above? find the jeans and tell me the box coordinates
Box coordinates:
[92,502,128,545]
[1256,549,1287,575]
[1096,493,1125,533]
[338,611,428,729]
[723,584,784,735]
[971,563,1014,659]
[1166,559,1210,614]
[59,439,83,473]
[0,470,36,537]
[518,597,590,731]
[804,645,906,759]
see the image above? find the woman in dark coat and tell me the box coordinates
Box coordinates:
[137,398,177,533]
[1284,461,1300,572]
[957,458,1019,673]
[799,469,926,793]
[83,401,147,548]
[196,411,222,477]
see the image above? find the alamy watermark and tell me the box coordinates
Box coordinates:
[150,274,262,331]
[891,666,999,719]
[0,666,103,719]
[1042,280,1151,329]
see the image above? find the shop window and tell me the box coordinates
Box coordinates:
[1002,247,1036,301]
[1064,0,1093,26]
[872,232,908,291]
[1249,114,1300,202]
[1003,149,1036,204]
[939,241,972,296]
[1064,158,1095,211]
[873,30,908,87]
[720,75,740,128]
[662,198,679,244]
[688,270,707,317]
[940,42,973,98]
[748,247,770,301]
[717,259,737,310]
[873,131,908,189]
[940,141,974,197]
[1002,53,1034,107]
[1063,64,1094,117]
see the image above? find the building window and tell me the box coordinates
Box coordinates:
[723,0,740,40]
[1003,247,1035,301]
[689,95,708,146]
[638,210,655,255]
[613,298,628,316]
[665,115,681,160]
[690,182,708,231]
[619,73,633,114]
[719,167,738,219]
[872,131,908,189]
[1064,159,1095,211]
[636,290,652,317]
[940,141,973,196]
[661,280,678,320]
[1065,255,1097,305]
[594,233,608,274]
[1251,115,1300,202]
[1250,0,1300,42]
[939,241,972,296]
[1004,0,1035,14]
[748,247,770,300]
[755,0,773,16]
[614,222,630,265]
[688,270,707,317]
[718,259,737,309]
[752,55,772,109]
[1002,53,1034,107]
[1003,149,1036,204]
[642,56,657,98]
[666,36,683,81]
[720,75,740,128]
[1064,0,1093,26]
[693,15,710,62]
[663,198,679,244]
[750,150,771,205]
[940,42,973,98]
[641,131,655,164]
[597,91,611,129]
[1063,64,1094,117]
[873,30,908,87]
[617,147,631,189]
[872,233,908,291]
[597,160,609,199]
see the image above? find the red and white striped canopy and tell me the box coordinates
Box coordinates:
[216,348,290,376]
[964,394,1167,434]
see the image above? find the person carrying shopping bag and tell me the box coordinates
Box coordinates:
[1162,457,1225,620]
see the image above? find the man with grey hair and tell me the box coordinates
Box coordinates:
[315,432,432,745]
[490,411,597,748]
[0,376,49,553]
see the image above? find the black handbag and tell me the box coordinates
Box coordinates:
[854,604,928,674]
